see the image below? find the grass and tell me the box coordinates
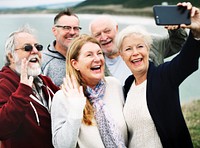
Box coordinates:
[182,99,200,148]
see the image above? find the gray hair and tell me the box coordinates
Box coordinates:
[115,25,152,52]
[4,24,36,66]
[88,14,118,35]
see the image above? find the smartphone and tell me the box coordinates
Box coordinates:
[153,5,191,25]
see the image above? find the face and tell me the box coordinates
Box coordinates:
[71,42,105,88]
[91,18,118,55]
[53,15,80,49]
[120,34,149,77]
[10,32,42,77]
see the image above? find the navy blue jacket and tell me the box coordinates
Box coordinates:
[123,33,200,148]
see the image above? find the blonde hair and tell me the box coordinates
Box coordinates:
[115,25,152,52]
[66,34,102,125]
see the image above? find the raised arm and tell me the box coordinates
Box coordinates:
[150,28,187,66]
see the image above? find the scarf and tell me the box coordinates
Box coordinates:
[86,80,126,148]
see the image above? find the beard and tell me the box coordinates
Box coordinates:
[13,53,42,77]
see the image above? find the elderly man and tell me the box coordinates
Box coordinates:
[0,25,59,148]
[89,15,188,85]
[42,9,81,87]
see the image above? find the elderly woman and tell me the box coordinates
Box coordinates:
[115,2,200,148]
[51,34,127,148]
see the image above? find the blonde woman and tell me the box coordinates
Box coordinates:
[51,34,128,148]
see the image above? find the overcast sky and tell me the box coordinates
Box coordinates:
[0,0,84,8]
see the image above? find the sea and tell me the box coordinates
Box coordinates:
[0,13,199,104]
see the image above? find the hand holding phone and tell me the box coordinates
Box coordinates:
[153,5,191,25]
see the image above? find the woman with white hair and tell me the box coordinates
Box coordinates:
[115,2,200,148]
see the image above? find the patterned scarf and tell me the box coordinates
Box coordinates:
[86,80,126,148]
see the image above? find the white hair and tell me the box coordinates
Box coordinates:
[4,24,36,66]
[115,25,152,52]
[88,14,118,34]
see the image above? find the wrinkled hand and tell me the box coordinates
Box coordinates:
[62,75,86,101]
[20,58,33,87]
[178,2,200,37]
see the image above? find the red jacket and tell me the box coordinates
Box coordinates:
[0,66,59,148]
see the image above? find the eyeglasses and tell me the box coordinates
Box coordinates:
[55,25,82,32]
[15,44,43,52]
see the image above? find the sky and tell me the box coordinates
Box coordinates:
[0,0,85,8]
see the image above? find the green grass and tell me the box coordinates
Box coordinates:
[182,99,200,148]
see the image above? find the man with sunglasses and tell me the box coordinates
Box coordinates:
[0,25,59,148]
[41,9,81,87]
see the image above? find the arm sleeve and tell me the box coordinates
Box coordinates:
[0,83,32,139]
[161,32,200,87]
[150,28,188,66]
[51,90,86,148]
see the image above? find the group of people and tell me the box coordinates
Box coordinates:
[0,2,199,148]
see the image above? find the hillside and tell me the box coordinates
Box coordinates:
[76,0,199,8]
[0,0,199,15]
[73,0,199,16]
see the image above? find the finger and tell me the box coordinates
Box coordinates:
[20,58,27,79]
[79,86,85,97]
[20,58,28,83]
[62,78,67,89]
[63,77,69,92]
[164,25,179,30]
[28,76,34,86]
[61,83,68,96]
[66,75,73,90]
[191,6,199,17]
[71,75,78,90]
[177,2,192,10]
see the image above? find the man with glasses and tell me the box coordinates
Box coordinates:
[42,9,81,86]
[0,25,59,148]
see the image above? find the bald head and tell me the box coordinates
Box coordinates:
[89,15,119,57]
[89,15,118,35]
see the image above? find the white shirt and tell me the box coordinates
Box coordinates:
[123,80,162,148]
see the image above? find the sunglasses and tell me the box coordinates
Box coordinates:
[15,44,43,52]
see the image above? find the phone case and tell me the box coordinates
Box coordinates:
[153,5,191,25]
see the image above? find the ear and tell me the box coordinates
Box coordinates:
[8,52,14,63]
[71,59,79,71]
[52,26,57,36]
[116,24,119,32]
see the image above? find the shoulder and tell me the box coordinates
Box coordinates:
[52,90,66,106]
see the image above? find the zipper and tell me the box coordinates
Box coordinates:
[30,101,40,126]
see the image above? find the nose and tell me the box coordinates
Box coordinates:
[93,54,101,62]
[31,46,39,53]
[69,28,76,34]
[100,32,107,41]
[131,47,139,56]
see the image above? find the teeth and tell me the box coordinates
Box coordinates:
[91,65,101,70]
[101,40,112,45]
[68,37,74,40]
[132,59,141,63]
[29,58,37,62]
